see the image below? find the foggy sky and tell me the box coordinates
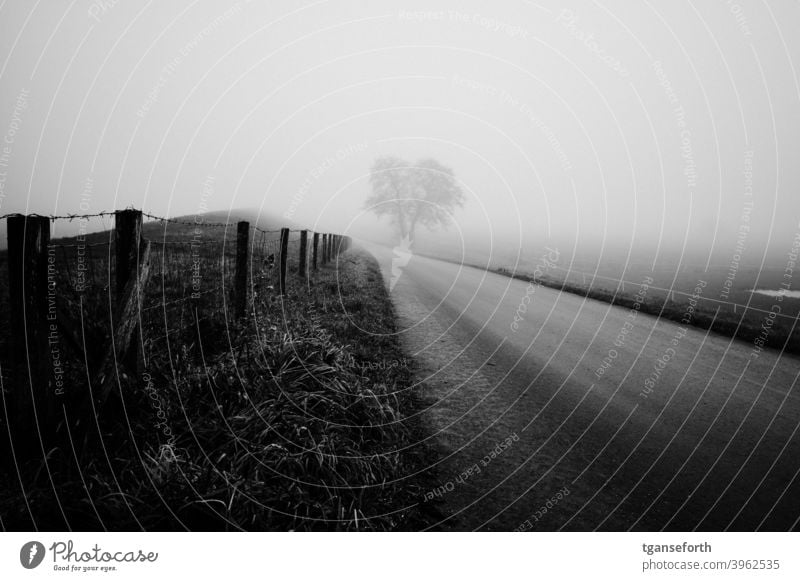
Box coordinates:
[1,0,798,267]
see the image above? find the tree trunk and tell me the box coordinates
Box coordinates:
[396,205,408,240]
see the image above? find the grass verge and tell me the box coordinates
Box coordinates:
[0,248,430,531]
[408,249,798,356]
[492,267,800,356]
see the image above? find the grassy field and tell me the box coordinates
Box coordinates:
[495,258,800,356]
[0,222,432,531]
[408,243,800,356]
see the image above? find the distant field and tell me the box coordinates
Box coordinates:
[409,244,800,356]
[500,257,800,356]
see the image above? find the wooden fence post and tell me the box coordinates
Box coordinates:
[312,232,319,271]
[279,227,289,294]
[114,209,143,373]
[234,221,249,317]
[321,234,327,265]
[298,230,307,278]
[6,215,54,458]
[325,234,331,263]
[96,241,152,404]
[115,210,142,300]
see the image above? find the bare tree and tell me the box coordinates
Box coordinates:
[365,156,465,245]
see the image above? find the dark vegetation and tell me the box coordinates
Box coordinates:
[0,219,430,531]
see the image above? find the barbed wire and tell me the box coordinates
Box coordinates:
[140,211,232,229]
[49,241,112,248]
[1,209,339,239]
[254,226,283,235]
[0,211,117,221]
[145,238,219,246]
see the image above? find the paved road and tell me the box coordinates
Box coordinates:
[363,243,800,531]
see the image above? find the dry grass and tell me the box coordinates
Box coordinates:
[0,247,430,531]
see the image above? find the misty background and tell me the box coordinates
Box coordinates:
[1,0,798,272]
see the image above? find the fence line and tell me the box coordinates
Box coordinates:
[0,211,118,221]
[0,208,352,461]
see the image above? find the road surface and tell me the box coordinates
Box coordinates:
[363,243,800,531]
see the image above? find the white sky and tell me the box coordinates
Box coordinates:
[1,0,798,266]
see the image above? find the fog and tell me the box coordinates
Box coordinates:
[1,0,798,268]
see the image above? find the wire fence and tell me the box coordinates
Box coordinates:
[0,209,350,445]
